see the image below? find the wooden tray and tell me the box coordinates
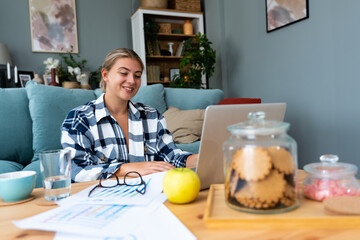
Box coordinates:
[204,184,360,229]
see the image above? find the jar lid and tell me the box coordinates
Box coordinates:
[304,154,357,177]
[227,111,289,135]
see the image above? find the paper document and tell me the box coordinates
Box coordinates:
[13,203,151,237]
[14,202,196,240]
[53,203,196,240]
[13,171,196,240]
[57,171,166,206]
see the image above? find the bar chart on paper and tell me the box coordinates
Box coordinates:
[14,203,145,239]
[90,180,149,198]
[42,204,130,229]
[57,171,166,206]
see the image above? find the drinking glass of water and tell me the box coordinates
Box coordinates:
[39,149,71,201]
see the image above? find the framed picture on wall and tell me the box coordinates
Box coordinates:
[29,0,78,53]
[18,71,34,88]
[266,0,309,33]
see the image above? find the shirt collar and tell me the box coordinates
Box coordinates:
[94,93,111,123]
[128,100,141,120]
[94,94,142,122]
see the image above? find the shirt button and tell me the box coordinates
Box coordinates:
[144,147,148,152]
[100,156,105,161]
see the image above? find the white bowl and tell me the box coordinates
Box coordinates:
[0,171,37,202]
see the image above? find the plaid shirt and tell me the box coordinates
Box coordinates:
[61,94,191,182]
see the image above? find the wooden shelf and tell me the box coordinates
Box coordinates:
[158,33,195,40]
[133,7,203,16]
[147,56,183,59]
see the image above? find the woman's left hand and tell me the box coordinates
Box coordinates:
[186,154,198,168]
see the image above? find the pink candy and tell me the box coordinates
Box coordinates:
[303,179,359,201]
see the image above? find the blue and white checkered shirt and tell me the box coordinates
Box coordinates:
[61,94,191,182]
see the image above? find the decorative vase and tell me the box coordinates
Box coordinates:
[183,20,193,35]
[79,72,91,89]
[48,68,59,86]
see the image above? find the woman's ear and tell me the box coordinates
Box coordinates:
[101,68,109,83]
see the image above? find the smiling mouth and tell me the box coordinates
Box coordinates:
[123,86,134,92]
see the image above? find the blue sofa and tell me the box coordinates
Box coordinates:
[0,81,224,187]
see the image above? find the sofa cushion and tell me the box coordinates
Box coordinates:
[163,107,205,144]
[23,160,42,188]
[0,88,33,166]
[131,84,167,114]
[0,160,24,173]
[176,141,200,154]
[94,88,103,98]
[164,88,224,110]
[26,81,97,162]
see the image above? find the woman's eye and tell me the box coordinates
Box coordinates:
[135,75,142,79]
[120,72,128,76]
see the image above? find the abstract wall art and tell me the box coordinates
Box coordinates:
[29,0,78,53]
[266,0,309,33]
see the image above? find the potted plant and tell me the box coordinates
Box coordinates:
[171,33,216,89]
[144,17,160,56]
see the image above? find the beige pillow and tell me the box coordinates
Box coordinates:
[163,106,205,144]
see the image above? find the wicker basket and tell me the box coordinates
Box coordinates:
[140,0,168,8]
[168,0,201,12]
[158,23,172,34]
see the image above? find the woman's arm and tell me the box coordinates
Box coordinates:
[61,110,124,182]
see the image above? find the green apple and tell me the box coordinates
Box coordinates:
[163,168,201,204]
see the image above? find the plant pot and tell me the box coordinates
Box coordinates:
[62,81,80,89]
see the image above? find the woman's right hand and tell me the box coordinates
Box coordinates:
[115,161,175,177]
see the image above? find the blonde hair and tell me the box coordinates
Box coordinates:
[100,48,144,91]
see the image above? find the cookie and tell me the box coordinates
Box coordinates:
[267,146,295,174]
[249,170,286,204]
[232,147,272,181]
[234,182,253,202]
[323,196,360,215]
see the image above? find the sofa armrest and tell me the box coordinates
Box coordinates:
[217,98,261,105]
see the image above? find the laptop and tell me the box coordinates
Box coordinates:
[195,103,287,190]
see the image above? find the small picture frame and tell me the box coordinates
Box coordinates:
[43,74,52,85]
[18,71,34,88]
[170,68,180,81]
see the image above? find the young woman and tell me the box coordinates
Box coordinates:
[61,48,197,182]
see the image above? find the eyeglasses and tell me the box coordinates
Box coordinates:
[88,171,146,197]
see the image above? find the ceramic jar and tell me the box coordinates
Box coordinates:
[183,20,193,35]
[223,111,299,213]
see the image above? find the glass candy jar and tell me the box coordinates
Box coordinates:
[223,111,299,214]
[302,154,360,201]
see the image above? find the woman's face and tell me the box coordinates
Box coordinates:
[102,57,143,102]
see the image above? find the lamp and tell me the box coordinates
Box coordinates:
[0,43,13,66]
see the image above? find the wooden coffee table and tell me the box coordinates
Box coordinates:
[1,172,360,239]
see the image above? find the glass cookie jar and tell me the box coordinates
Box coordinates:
[223,111,299,214]
[302,154,360,201]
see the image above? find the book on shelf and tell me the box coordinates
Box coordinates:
[175,40,185,56]
[146,65,160,82]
